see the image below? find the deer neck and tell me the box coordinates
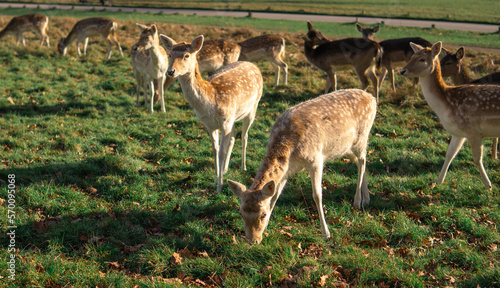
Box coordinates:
[62,29,79,47]
[146,41,167,68]
[177,63,216,109]
[419,58,452,115]
[0,24,12,38]
[303,41,318,66]
[250,138,293,191]
[452,62,474,85]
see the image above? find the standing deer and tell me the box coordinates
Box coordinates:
[57,17,123,60]
[304,21,381,101]
[440,47,500,160]
[160,34,264,193]
[0,14,49,47]
[400,42,500,189]
[238,34,288,86]
[131,24,169,113]
[228,89,377,244]
[356,23,431,93]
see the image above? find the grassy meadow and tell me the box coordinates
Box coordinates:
[2,0,500,24]
[0,8,500,288]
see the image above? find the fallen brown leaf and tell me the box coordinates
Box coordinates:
[318,274,328,287]
[170,252,182,265]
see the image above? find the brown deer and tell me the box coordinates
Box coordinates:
[0,14,49,47]
[238,34,288,86]
[304,21,381,100]
[356,23,432,93]
[228,89,377,243]
[160,34,264,193]
[440,47,500,160]
[131,24,169,113]
[57,17,123,59]
[400,42,500,189]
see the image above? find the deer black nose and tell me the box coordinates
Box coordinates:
[167,69,175,77]
[400,69,407,75]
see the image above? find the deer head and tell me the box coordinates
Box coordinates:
[57,37,67,56]
[440,47,465,79]
[135,23,160,51]
[228,180,276,244]
[356,23,380,40]
[400,41,442,78]
[303,21,330,46]
[161,35,204,78]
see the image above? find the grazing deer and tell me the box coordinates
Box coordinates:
[238,34,288,86]
[400,42,500,189]
[131,24,169,113]
[356,23,432,93]
[304,21,381,100]
[440,47,500,160]
[160,34,264,193]
[0,14,49,47]
[228,89,377,244]
[57,17,123,59]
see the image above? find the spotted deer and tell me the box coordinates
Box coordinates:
[400,42,500,189]
[440,47,500,160]
[131,24,169,113]
[130,43,167,107]
[160,34,264,193]
[304,21,381,100]
[238,34,288,86]
[228,89,377,244]
[0,14,49,47]
[57,17,123,59]
[356,23,431,93]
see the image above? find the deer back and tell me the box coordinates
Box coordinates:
[238,34,285,62]
[379,37,432,65]
[284,89,376,162]
[305,38,380,71]
[206,61,263,119]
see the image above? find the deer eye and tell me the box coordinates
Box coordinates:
[184,54,190,59]
[260,213,267,220]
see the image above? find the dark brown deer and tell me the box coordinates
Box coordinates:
[357,23,431,93]
[304,22,381,100]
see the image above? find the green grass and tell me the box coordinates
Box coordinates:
[3,0,500,24]
[0,9,500,288]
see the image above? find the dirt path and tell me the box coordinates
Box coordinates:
[1,2,499,33]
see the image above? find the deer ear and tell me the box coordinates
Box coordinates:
[431,41,442,58]
[191,35,204,53]
[410,42,424,53]
[136,23,148,31]
[373,25,380,33]
[356,23,363,32]
[227,180,247,198]
[261,180,276,199]
[307,21,314,31]
[150,24,158,35]
[159,34,176,51]
[456,47,465,60]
